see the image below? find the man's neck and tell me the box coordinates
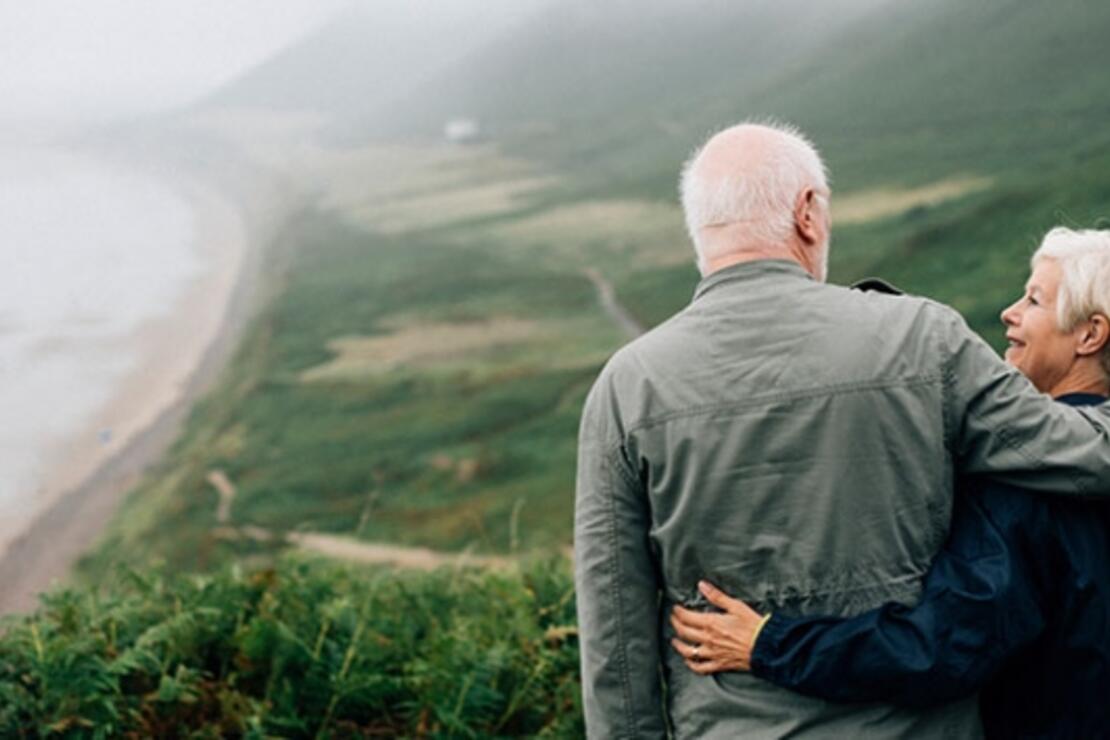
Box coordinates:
[703,249,816,279]
[702,251,787,275]
[699,227,826,280]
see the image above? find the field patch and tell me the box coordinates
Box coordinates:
[350,176,558,234]
[490,198,689,268]
[834,175,993,224]
[306,143,560,234]
[300,317,547,381]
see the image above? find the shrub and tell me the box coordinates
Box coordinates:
[0,556,582,738]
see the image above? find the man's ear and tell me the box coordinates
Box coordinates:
[794,188,820,245]
[1076,313,1110,357]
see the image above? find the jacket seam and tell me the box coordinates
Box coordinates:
[940,353,954,452]
[626,374,943,434]
[601,447,638,737]
[992,418,1088,494]
[697,570,928,617]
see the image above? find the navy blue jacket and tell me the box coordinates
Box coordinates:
[751,393,1110,739]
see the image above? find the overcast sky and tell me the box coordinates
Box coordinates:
[0,0,546,123]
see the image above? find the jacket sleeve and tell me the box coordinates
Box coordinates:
[937,305,1110,495]
[574,371,666,738]
[750,489,1050,707]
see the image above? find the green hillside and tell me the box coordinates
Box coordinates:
[6,2,1110,733]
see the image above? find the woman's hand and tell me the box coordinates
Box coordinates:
[669,580,766,674]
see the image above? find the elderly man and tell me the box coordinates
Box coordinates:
[573,122,1110,738]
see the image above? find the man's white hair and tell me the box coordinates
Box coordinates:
[679,121,829,272]
[1033,227,1110,378]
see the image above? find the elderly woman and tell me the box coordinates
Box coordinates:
[670,227,1110,738]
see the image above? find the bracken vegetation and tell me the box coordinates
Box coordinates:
[0,556,581,738]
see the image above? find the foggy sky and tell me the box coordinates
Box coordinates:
[0,0,548,124]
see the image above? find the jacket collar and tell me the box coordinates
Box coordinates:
[693,259,813,302]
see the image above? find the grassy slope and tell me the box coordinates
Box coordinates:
[79,1,1110,579]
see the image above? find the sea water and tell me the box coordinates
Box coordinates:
[0,144,201,542]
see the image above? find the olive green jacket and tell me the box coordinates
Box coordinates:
[574,260,1110,739]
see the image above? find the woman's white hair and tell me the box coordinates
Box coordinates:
[1033,227,1110,377]
[679,121,829,272]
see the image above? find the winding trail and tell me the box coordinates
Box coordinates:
[582,267,644,339]
[206,470,236,525]
[208,469,512,570]
[212,524,513,570]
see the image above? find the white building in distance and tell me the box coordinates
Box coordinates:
[444,118,481,144]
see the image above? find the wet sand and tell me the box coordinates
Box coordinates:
[0,175,270,615]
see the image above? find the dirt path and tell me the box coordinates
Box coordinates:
[206,470,236,524]
[208,469,512,570]
[212,523,512,570]
[582,267,644,339]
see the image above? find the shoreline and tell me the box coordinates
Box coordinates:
[0,164,280,615]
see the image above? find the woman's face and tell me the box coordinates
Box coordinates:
[1000,258,1078,393]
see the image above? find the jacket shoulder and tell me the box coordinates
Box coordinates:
[841,278,965,327]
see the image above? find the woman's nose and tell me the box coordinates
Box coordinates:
[1001,300,1021,327]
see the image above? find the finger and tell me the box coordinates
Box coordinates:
[670,607,702,631]
[672,605,715,628]
[670,638,700,660]
[669,614,709,645]
[698,580,742,612]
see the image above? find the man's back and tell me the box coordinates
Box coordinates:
[607,259,977,736]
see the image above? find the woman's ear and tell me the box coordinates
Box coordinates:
[1076,313,1110,357]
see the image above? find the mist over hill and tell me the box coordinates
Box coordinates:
[200,0,1110,194]
[199,2,550,122]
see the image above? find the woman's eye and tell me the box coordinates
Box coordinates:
[1028,295,1039,306]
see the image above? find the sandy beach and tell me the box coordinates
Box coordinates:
[0,167,272,615]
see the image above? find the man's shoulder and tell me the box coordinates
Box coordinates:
[841,276,950,315]
[606,278,965,361]
[590,276,971,399]
[605,309,692,368]
[837,278,969,338]
[584,315,696,420]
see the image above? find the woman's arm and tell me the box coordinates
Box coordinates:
[671,488,1054,707]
